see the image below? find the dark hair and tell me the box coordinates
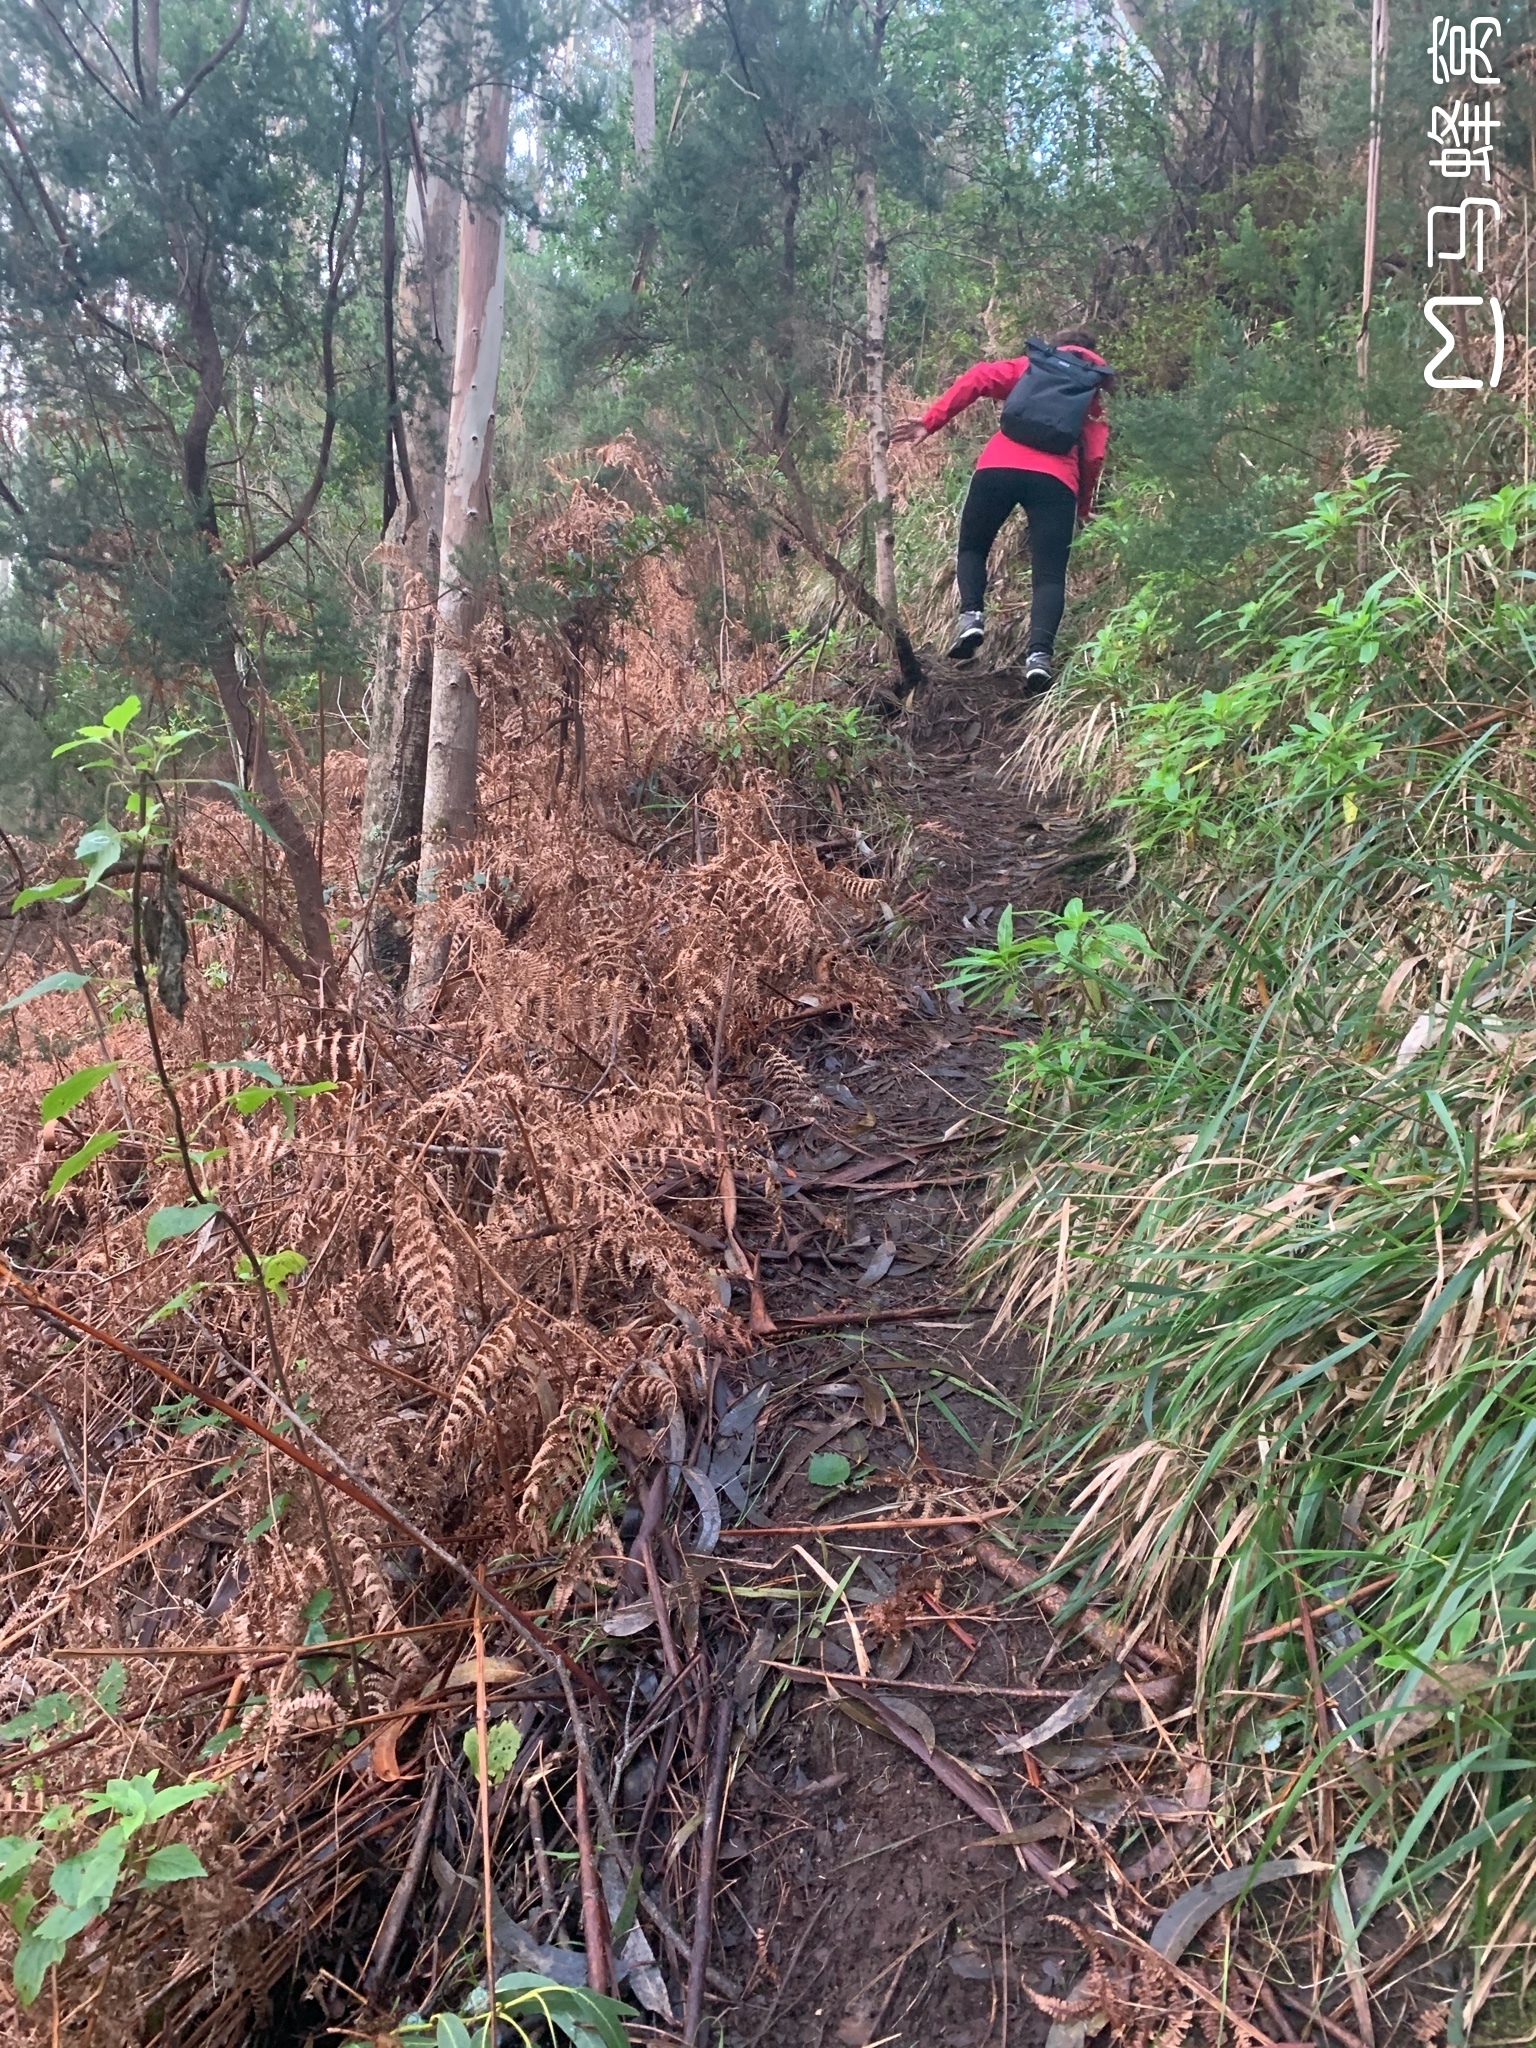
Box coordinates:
[1052,325,1099,352]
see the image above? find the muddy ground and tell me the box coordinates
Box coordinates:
[701,665,1123,2048]
[692,667,1460,2048]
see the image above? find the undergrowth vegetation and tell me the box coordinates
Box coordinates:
[966,474,1536,2026]
[0,468,898,2039]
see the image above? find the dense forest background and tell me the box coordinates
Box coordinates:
[1,0,1524,934]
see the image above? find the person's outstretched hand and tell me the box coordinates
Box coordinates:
[888,417,931,446]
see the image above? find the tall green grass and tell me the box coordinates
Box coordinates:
[968,475,1536,2028]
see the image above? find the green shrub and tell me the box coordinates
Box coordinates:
[704,690,886,788]
[0,1766,216,2006]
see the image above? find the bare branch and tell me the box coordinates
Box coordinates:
[0,86,74,249]
[69,0,142,100]
[33,0,140,120]
[164,0,249,120]
[246,118,367,566]
[93,859,312,984]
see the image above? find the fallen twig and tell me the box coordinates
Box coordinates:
[1241,1573,1398,1648]
[683,1689,734,2045]
[361,1770,441,1993]
[766,1661,1076,1701]
[555,1661,739,2001]
[766,1301,977,1332]
[575,1760,614,1996]
[970,1536,1184,1676]
[51,1618,469,1658]
[716,1503,1015,1539]
[526,1777,559,1931]
[472,1602,498,2016]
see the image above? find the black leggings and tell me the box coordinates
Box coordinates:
[956,467,1077,654]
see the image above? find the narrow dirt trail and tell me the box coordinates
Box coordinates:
[706,668,1109,2048]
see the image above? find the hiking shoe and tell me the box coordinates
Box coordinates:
[947,610,985,661]
[1022,650,1053,694]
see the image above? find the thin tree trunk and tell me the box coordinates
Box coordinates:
[360,13,465,979]
[855,160,897,623]
[631,10,656,164]
[774,443,924,695]
[171,227,336,991]
[207,640,334,983]
[1356,0,1389,383]
[405,67,512,1012]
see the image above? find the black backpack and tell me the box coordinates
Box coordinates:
[998,338,1114,456]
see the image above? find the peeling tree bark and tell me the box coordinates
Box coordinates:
[405,64,512,1012]
[855,160,897,624]
[359,13,465,981]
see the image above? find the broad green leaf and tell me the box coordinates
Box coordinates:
[140,1844,206,1888]
[34,1899,97,1943]
[48,1131,120,1198]
[301,1587,333,1643]
[436,2016,474,2048]
[0,1693,75,1743]
[38,1063,119,1124]
[463,1719,523,1786]
[215,1056,284,1086]
[74,823,123,888]
[142,1779,216,1823]
[13,1927,64,2007]
[94,1660,127,1717]
[145,1202,219,1252]
[0,1838,39,1892]
[11,877,82,911]
[259,1249,306,1298]
[199,1724,245,1759]
[49,1834,124,1912]
[491,1978,634,2048]
[212,782,286,848]
[231,1084,278,1116]
[1,971,89,1013]
[807,1450,851,1489]
[101,694,141,733]
[245,1493,291,1542]
[86,1777,151,1830]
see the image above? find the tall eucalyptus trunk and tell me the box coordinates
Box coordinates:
[631,9,656,163]
[855,160,897,623]
[404,64,512,1012]
[359,11,465,981]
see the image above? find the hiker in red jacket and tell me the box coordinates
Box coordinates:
[892,328,1111,686]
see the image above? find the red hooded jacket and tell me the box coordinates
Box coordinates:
[921,347,1110,520]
